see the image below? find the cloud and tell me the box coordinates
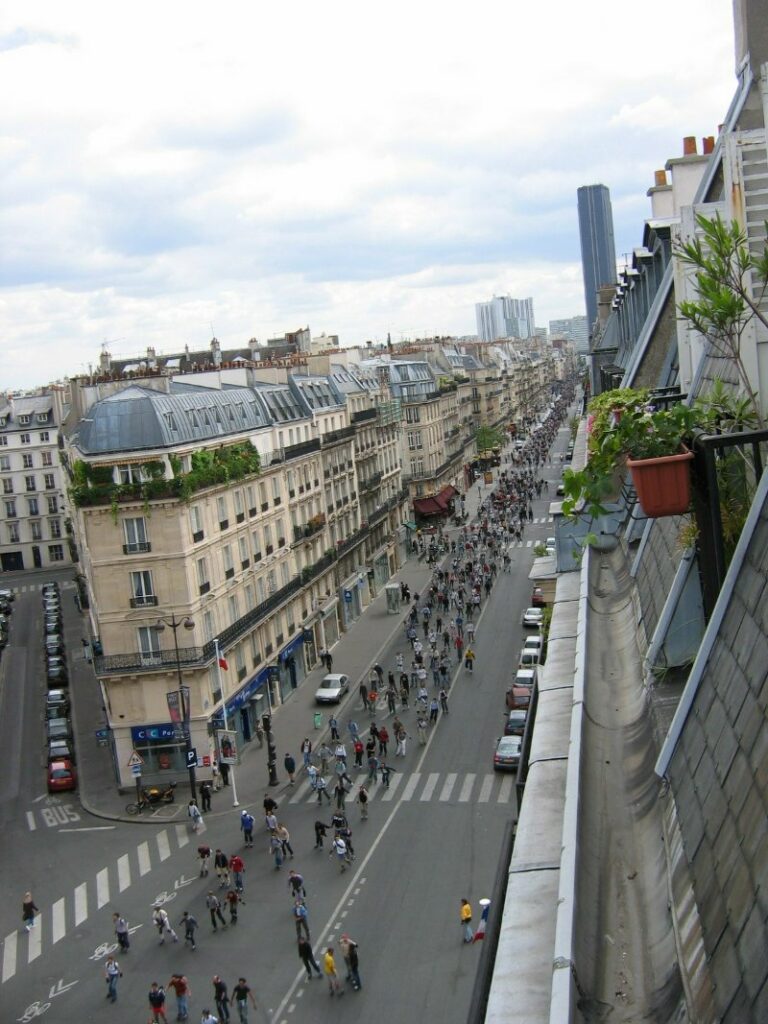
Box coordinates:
[0,26,75,53]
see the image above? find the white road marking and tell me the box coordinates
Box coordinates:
[289,780,312,804]
[478,775,494,802]
[96,868,109,909]
[117,855,131,892]
[156,830,170,862]
[458,774,476,802]
[26,812,36,831]
[439,773,457,801]
[2,931,17,982]
[74,883,88,925]
[51,899,65,945]
[27,921,41,963]
[58,826,115,832]
[497,774,514,803]
[380,774,402,801]
[400,773,421,801]
[137,842,151,876]
[175,824,189,848]
[420,773,440,801]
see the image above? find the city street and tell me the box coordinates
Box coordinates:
[0,424,572,1024]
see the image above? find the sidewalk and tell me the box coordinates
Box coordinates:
[76,478,491,823]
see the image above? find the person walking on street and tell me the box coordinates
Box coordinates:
[21,892,38,932]
[214,849,231,888]
[225,888,241,924]
[329,715,339,740]
[112,912,130,951]
[323,947,344,996]
[188,799,203,833]
[379,760,396,789]
[395,725,409,756]
[198,844,211,876]
[239,811,254,848]
[231,978,257,1024]
[148,982,168,1023]
[330,834,349,872]
[205,891,227,931]
[356,784,369,819]
[211,977,230,1023]
[152,905,179,944]
[167,973,191,1021]
[359,680,368,709]
[270,829,284,869]
[276,822,294,859]
[104,955,120,1002]
[318,742,332,773]
[429,697,439,725]
[229,853,246,896]
[377,725,389,756]
[439,688,449,714]
[314,819,330,849]
[417,714,428,744]
[287,869,306,901]
[200,1011,219,1024]
[293,898,310,940]
[333,778,348,810]
[460,898,473,943]
[367,752,379,784]
[200,780,212,812]
[340,934,362,990]
[298,935,323,979]
[284,752,296,785]
[180,910,198,950]
[300,738,312,766]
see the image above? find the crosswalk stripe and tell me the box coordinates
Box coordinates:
[289,780,312,804]
[27,923,41,964]
[74,883,88,926]
[51,899,65,945]
[96,868,109,909]
[137,842,151,876]
[2,931,17,983]
[497,775,514,803]
[420,773,440,801]
[439,773,457,801]
[175,825,189,849]
[526,540,533,547]
[458,774,475,802]
[401,773,421,801]
[478,775,494,802]
[157,830,170,862]
[118,855,131,893]
[380,774,402,801]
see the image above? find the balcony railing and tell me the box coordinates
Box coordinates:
[123,542,152,554]
[351,408,378,424]
[322,425,356,446]
[129,595,158,608]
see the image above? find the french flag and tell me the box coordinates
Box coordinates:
[473,899,491,942]
[218,656,228,670]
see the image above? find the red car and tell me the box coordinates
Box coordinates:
[531,587,546,607]
[47,758,77,793]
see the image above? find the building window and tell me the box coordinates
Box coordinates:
[22,453,33,469]
[18,415,30,425]
[49,518,61,538]
[217,496,229,530]
[47,496,58,514]
[8,523,19,543]
[44,473,55,490]
[233,489,244,521]
[0,436,6,446]
[137,625,161,665]
[239,535,249,569]
[244,582,254,610]
[25,475,36,492]
[48,544,64,561]
[272,476,281,502]
[119,465,142,485]
[197,556,210,595]
[405,407,420,424]
[190,505,204,542]
[228,594,239,624]
[39,431,49,443]
[256,577,266,604]
[4,499,16,518]
[130,570,157,607]
[0,456,9,471]
[223,545,235,579]
[246,485,256,515]
[2,479,12,495]
[203,610,215,644]
[27,497,38,516]
[235,645,247,681]
[123,516,150,553]
[30,520,42,541]
[263,524,272,554]
[41,451,53,467]
[276,518,285,546]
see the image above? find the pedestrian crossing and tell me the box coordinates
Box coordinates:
[1,823,191,985]
[287,769,515,806]
[3,580,75,595]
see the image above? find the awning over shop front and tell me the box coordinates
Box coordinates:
[436,484,459,507]
[413,496,444,517]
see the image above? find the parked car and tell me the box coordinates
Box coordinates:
[519,649,540,669]
[0,588,15,603]
[493,735,522,771]
[556,481,566,496]
[521,608,544,628]
[531,587,546,607]
[545,536,556,554]
[46,717,73,742]
[45,635,63,655]
[0,597,12,614]
[504,709,528,736]
[47,758,77,793]
[44,618,61,635]
[48,738,76,764]
[315,673,350,704]
[46,689,70,716]
[47,662,69,685]
[515,668,537,691]
[42,582,59,596]
[505,686,532,712]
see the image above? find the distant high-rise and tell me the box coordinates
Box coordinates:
[475,295,535,342]
[577,184,617,338]
[549,315,589,352]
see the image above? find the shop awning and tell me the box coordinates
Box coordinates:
[436,484,459,507]
[413,496,444,517]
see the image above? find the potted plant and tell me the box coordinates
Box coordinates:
[562,388,698,520]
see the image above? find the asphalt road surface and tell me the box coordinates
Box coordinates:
[0,432,571,1024]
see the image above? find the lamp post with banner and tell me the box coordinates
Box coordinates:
[213,638,239,807]
[157,613,197,803]
[263,667,279,786]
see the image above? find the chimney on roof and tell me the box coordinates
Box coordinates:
[211,337,221,367]
[654,170,667,187]
[683,136,697,156]
[702,135,715,154]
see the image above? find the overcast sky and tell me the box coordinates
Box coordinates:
[1,0,737,388]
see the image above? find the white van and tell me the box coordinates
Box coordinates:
[518,649,540,669]
[514,667,537,690]
[523,635,543,654]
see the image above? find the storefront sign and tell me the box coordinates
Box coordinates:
[131,723,177,743]
[218,730,238,765]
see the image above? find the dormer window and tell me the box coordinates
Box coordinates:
[36,413,48,424]
[18,415,30,425]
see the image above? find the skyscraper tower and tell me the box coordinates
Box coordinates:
[577,184,617,339]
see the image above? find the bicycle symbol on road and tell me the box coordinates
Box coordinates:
[17,1002,50,1022]
[151,890,177,907]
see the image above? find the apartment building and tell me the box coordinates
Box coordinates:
[0,392,70,572]
[67,371,407,789]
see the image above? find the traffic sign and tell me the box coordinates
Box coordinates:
[130,765,142,777]
[126,750,144,769]
[344,589,352,603]
[186,747,198,769]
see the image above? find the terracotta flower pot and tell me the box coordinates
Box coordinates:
[627,447,693,517]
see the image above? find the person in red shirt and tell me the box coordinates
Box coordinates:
[166,974,190,1021]
[229,854,246,899]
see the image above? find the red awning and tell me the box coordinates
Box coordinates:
[435,484,459,508]
[413,496,444,517]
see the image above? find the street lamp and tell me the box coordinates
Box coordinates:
[155,614,197,803]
